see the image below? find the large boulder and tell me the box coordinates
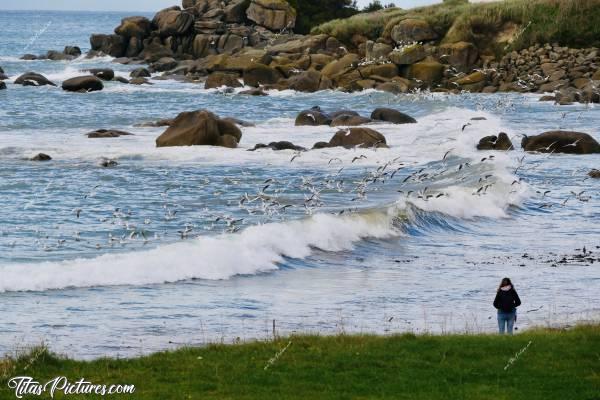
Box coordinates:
[389,44,427,65]
[205,72,242,89]
[371,108,416,124]
[152,7,194,37]
[295,107,332,126]
[321,53,360,79]
[243,64,282,87]
[62,76,104,92]
[328,128,388,149]
[408,61,444,85]
[89,34,126,57]
[285,70,331,92]
[87,68,115,81]
[64,46,82,57]
[438,42,478,73]
[14,72,56,87]
[522,131,600,154]
[46,50,75,61]
[391,19,437,44]
[156,110,242,148]
[115,16,152,38]
[476,133,514,151]
[130,67,151,78]
[0,81,6,90]
[246,0,296,31]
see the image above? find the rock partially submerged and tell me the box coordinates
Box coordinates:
[476,133,514,151]
[156,109,242,148]
[87,129,134,138]
[30,153,52,161]
[522,131,600,154]
[14,72,56,87]
[295,107,332,126]
[327,128,388,149]
[87,68,115,81]
[249,141,306,151]
[370,108,417,124]
[589,169,600,178]
[62,76,104,92]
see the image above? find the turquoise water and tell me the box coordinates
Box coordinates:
[0,11,599,359]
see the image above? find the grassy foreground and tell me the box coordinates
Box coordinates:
[1,325,599,399]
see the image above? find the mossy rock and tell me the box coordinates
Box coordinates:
[389,44,427,65]
[408,61,444,84]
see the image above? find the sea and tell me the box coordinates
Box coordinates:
[0,10,598,359]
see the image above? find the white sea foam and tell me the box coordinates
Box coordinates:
[0,212,396,292]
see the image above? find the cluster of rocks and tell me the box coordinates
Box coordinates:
[476,130,600,154]
[489,43,600,104]
[89,0,298,62]
[21,46,82,61]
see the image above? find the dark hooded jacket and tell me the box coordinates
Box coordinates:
[493,286,521,313]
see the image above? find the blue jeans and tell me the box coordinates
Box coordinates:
[498,310,516,334]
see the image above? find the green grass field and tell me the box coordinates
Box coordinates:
[1,324,599,399]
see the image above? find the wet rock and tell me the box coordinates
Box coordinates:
[87,129,134,138]
[14,72,56,87]
[99,157,118,167]
[295,107,332,126]
[64,46,82,57]
[539,95,556,102]
[89,34,126,57]
[312,141,331,149]
[284,70,331,93]
[239,88,268,96]
[205,72,242,89]
[588,169,600,178]
[476,133,514,151]
[30,153,52,161]
[522,131,600,154]
[46,50,75,61]
[249,141,306,151]
[62,76,104,92]
[20,54,38,60]
[371,108,416,124]
[130,67,151,78]
[114,76,130,84]
[328,128,388,149]
[156,109,242,148]
[243,64,281,87]
[129,77,152,85]
[135,118,174,127]
[150,57,178,72]
[0,81,5,90]
[87,68,115,81]
[330,114,372,127]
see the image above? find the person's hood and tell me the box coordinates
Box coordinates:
[500,285,512,291]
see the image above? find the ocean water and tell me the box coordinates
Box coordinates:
[0,11,599,359]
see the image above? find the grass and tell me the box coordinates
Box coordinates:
[1,324,599,399]
[312,0,600,54]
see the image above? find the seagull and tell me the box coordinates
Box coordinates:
[351,155,367,163]
[461,123,471,131]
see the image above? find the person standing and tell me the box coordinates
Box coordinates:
[493,277,521,334]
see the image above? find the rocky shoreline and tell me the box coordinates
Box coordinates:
[1,0,598,105]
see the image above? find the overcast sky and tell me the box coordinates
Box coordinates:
[0,0,439,12]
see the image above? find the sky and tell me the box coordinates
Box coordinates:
[0,0,439,12]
